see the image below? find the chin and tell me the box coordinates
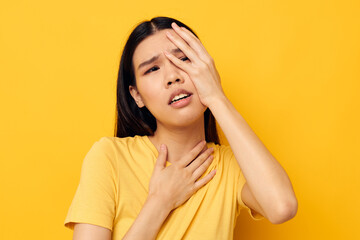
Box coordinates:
[169,108,206,127]
[150,98,207,127]
[154,106,205,128]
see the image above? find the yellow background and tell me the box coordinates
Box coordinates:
[1,0,359,239]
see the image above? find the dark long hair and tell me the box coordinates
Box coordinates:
[114,16,220,144]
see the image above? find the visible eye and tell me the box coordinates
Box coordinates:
[181,56,189,61]
[144,66,159,75]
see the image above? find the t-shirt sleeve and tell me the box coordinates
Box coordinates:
[236,165,265,221]
[64,137,117,231]
[224,145,264,221]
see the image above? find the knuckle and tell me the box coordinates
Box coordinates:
[192,68,201,76]
[188,184,194,193]
[199,156,207,165]
[206,148,213,156]
[199,165,207,173]
[200,156,208,166]
[192,169,199,178]
[185,45,193,53]
[191,183,198,192]
[191,146,202,155]
[182,169,191,178]
[207,58,214,66]
[203,155,212,165]
[199,62,207,69]
[204,174,212,183]
[204,160,211,168]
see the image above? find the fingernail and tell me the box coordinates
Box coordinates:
[172,22,179,28]
[163,50,170,55]
[166,31,173,38]
[160,144,166,150]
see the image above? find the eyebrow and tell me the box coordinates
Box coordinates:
[137,48,183,70]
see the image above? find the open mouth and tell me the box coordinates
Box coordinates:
[170,93,191,104]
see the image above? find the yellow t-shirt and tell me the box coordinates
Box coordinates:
[64,135,264,239]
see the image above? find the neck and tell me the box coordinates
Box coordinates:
[148,117,206,164]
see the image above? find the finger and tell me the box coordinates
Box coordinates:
[154,144,167,171]
[172,22,200,43]
[179,140,207,168]
[178,25,217,74]
[192,169,217,192]
[163,50,192,73]
[171,22,211,60]
[192,154,214,180]
[185,144,208,168]
[186,147,214,172]
[166,31,201,63]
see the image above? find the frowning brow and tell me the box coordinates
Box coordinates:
[137,48,183,70]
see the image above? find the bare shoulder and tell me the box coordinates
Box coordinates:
[73,223,111,240]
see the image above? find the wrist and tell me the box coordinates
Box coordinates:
[206,91,228,110]
[146,194,173,215]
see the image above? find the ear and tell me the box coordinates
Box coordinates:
[129,85,145,108]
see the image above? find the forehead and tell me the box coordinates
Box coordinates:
[132,29,178,66]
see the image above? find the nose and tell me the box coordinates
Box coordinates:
[167,78,182,87]
[164,61,184,88]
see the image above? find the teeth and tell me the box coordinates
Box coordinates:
[171,93,189,103]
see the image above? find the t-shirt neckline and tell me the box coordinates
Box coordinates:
[141,135,159,158]
[140,135,217,167]
[141,135,173,166]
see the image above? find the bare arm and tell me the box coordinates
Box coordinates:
[161,23,297,224]
[122,196,171,239]
[72,196,171,240]
[73,223,111,240]
[73,141,216,240]
[209,95,298,224]
[123,142,215,239]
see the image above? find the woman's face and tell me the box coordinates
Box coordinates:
[130,29,207,128]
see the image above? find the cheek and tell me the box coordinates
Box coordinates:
[137,79,163,104]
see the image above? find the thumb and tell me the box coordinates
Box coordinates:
[155,144,167,171]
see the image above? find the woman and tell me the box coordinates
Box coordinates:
[64,16,298,240]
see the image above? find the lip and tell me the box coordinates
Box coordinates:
[168,88,193,105]
[170,94,193,108]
